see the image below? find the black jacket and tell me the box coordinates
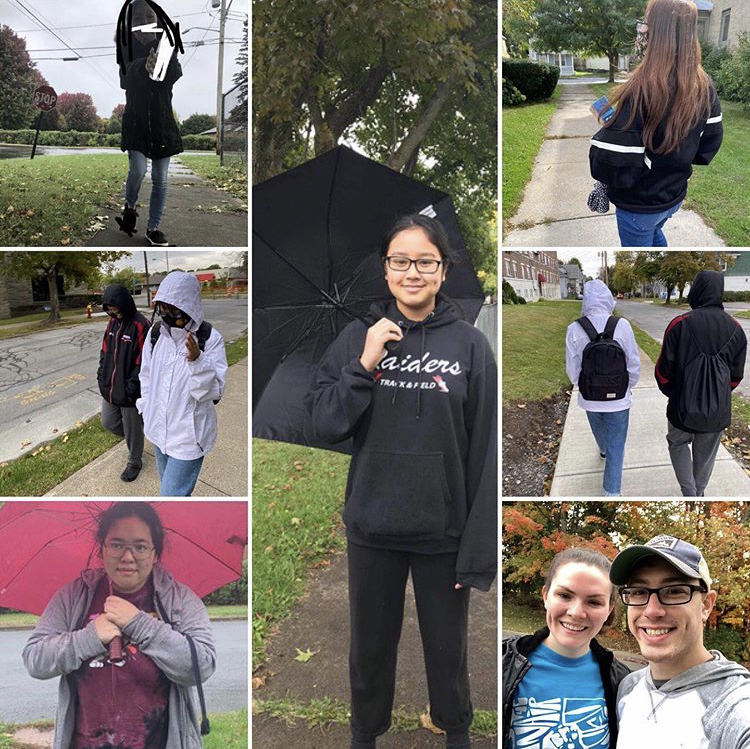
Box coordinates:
[120,39,183,160]
[502,627,630,749]
[307,297,497,591]
[97,285,151,407]
[589,83,723,213]
[655,270,747,432]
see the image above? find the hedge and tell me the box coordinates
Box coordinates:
[723,291,750,302]
[503,59,559,102]
[0,130,216,151]
[502,77,526,106]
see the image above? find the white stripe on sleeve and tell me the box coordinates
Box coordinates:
[706,113,723,124]
[590,139,646,154]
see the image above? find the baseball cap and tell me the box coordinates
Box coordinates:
[609,534,712,589]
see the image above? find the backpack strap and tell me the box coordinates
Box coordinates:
[195,321,213,352]
[576,317,599,341]
[150,320,162,350]
[603,316,620,340]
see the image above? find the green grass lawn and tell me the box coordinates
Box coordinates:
[502,300,581,401]
[252,438,350,667]
[0,315,100,341]
[502,87,561,225]
[178,155,248,203]
[0,154,128,246]
[225,333,248,366]
[685,101,750,246]
[0,308,88,326]
[731,309,750,319]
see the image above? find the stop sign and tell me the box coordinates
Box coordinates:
[33,85,58,112]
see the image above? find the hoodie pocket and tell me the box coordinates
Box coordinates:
[344,450,450,539]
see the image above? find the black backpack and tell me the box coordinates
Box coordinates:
[576,316,629,401]
[678,318,739,433]
[150,320,221,405]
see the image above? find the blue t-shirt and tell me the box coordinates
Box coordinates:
[509,642,609,749]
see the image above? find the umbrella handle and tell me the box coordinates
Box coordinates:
[384,339,402,354]
[108,636,125,665]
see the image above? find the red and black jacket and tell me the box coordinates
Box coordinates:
[97,285,150,407]
[655,271,747,433]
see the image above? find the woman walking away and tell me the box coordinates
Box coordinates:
[115,0,184,247]
[589,0,723,247]
[565,280,640,496]
[503,548,629,749]
[23,502,215,749]
[308,214,497,749]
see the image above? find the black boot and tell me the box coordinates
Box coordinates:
[115,205,138,236]
[120,463,142,482]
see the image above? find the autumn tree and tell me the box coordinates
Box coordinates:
[657,251,731,304]
[0,252,128,323]
[111,104,126,119]
[56,92,99,132]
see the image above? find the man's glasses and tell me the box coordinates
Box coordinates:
[385,256,444,274]
[104,541,154,559]
[619,584,706,606]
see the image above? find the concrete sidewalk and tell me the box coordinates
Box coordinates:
[45,357,247,497]
[504,82,724,247]
[253,547,497,748]
[551,348,750,496]
[84,157,247,248]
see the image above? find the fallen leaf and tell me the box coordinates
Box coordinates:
[62,434,69,443]
[61,238,71,246]
[294,460,304,470]
[21,440,31,448]
[264,545,273,553]
[290,517,301,526]
[294,647,317,663]
[60,225,70,232]
[517,403,526,409]
[419,705,445,735]
[251,675,266,689]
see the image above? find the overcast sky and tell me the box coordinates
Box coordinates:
[1,0,247,121]
[558,250,612,279]
[113,249,246,272]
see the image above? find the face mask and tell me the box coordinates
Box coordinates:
[106,310,122,319]
[157,305,189,328]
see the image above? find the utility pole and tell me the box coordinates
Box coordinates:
[143,251,151,307]
[165,250,170,273]
[214,0,227,155]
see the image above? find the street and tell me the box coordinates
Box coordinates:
[0,619,247,723]
[0,298,248,464]
[616,299,750,400]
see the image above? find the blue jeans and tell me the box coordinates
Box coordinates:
[586,409,630,495]
[155,446,204,496]
[125,150,170,231]
[615,201,683,247]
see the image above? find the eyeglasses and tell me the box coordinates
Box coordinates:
[104,541,154,559]
[385,256,444,274]
[619,584,706,606]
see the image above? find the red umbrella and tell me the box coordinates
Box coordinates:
[0,501,247,615]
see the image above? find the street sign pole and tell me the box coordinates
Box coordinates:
[30,111,44,160]
[30,85,57,160]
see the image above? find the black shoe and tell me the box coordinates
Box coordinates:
[146,229,169,246]
[600,452,606,459]
[115,206,138,236]
[121,464,142,482]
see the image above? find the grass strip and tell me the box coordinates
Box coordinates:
[0,154,128,246]
[178,155,248,203]
[502,87,561,225]
[733,310,750,319]
[252,439,350,667]
[254,697,496,737]
[225,334,248,366]
[502,300,582,402]
[0,308,89,326]
[621,318,662,363]
[0,316,99,341]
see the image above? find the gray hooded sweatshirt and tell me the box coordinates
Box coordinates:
[617,651,750,749]
[23,564,215,749]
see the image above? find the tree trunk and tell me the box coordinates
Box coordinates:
[46,269,61,324]
[608,51,617,84]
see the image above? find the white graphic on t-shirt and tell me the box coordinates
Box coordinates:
[510,697,609,749]
[433,375,449,393]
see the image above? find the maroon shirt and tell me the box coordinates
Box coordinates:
[71,575,170,749]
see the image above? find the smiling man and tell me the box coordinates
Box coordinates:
[610,534,750,748]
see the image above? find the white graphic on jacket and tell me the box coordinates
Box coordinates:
[433,375,449,393]
[374,351,462,392]
[510,697,609,749]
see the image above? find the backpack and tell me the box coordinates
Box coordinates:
[576,316,629,401]
[678,318,739,433]
[150,320,221,405]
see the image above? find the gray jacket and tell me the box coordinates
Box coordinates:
[22,564,216,749]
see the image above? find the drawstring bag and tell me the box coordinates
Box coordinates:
[588,181,610,214]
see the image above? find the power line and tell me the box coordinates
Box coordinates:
[28,40,243,62]
[13,11,245,33]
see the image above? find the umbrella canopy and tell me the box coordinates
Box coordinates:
[0,502,247,615]
[253,145,485,452]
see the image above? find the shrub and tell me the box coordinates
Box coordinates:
[700,39,731,82]
[502,279,520,305]
[202,559,248,606]
[502,77,526,106]
[724,291,750,302]
[715,34,750,107]
[704,623,749,662]
[181,134,216,151]
[0,129,120,147]
[503,59,559,101]
[518,296,527,304]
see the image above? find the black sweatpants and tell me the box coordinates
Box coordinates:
[347,541,472,741]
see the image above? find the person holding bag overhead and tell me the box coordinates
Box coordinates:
[589,0,723,247]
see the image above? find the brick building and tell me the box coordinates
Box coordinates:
[502,251,561,302]
[698,0,750,49]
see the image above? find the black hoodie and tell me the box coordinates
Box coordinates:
[97,285,151,407]
[655,270,747,432]
[307,297,497,591]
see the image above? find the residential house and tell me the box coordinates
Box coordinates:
[0,273,89,320]
[503,251,561,301]
[563,263,584,298]
[723,252,750,291]
[698,1,750,49]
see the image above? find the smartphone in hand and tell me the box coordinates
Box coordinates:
[591,96,615,123]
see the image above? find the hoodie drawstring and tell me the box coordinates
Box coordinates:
[416,325,426,420]
[389,314,431,420]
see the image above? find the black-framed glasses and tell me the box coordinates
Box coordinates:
[385,256,443,274]
[619,584,706,606]
[104,541,154,559]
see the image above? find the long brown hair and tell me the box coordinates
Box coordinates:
[607,0,712,155]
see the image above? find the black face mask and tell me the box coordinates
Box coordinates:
[157,306,190,328]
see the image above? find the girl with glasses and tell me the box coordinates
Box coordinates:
[308,214,497,749]
[503,548,629,749]
[589,0,723,247]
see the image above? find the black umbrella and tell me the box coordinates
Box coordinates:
[252,145,485,452]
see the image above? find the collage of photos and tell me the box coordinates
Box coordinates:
[2,0,750,747]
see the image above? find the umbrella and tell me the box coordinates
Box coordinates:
[0,501,247,616]
[252,145,485,452]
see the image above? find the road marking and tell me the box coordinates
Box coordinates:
[0,373,87,407]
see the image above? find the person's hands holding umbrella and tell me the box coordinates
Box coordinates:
[93,614,122,645]
[104,595,140,629]
[359,319,403,371]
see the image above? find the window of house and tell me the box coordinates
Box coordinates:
[512,261,518,276]
[697,17,707,40]
[720,9,731,47]
[505,259,511,275]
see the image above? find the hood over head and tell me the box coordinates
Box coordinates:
[582,279,616,317]
[103,284,136,319]
[153,271,204,331]
[688,270,724,309]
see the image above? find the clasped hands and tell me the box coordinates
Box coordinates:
[93,596,140,645]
